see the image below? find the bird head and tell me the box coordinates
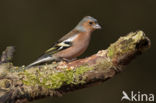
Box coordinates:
[75,16,101,32]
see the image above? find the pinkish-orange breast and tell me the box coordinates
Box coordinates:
[55,32,91,59]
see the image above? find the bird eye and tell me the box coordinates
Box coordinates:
[89,21,93,25]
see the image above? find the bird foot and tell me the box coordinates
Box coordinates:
[62,58,77,62]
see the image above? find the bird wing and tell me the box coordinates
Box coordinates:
[45,30,80,55]
[45,41,72,54]
[25,30,80,69]
[58,29,80,42]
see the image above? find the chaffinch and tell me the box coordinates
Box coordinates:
[26,16,101,68]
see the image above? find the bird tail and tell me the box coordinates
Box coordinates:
[25,55,55,69]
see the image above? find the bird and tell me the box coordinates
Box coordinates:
[26,16,101,68]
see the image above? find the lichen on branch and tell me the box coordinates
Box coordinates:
[0,30,151,103]
[22,65,93,89]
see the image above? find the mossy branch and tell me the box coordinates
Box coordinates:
[0,31,151,103]
[0,46,15,64]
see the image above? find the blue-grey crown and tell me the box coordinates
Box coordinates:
[82,16,97,22]
[75,16,97,31]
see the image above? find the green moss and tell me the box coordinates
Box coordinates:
[22,66,93,89]
[0,79,11,88]
[107,44,116,58]
[107,31,145,59]
[22,30,148,89]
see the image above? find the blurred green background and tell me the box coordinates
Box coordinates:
[0,0,155,103]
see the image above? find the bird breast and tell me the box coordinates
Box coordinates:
[55,32,91,59]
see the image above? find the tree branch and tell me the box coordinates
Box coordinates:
[0,46,15,64]
[0,30,151,103]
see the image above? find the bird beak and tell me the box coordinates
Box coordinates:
[93,24,101,29]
